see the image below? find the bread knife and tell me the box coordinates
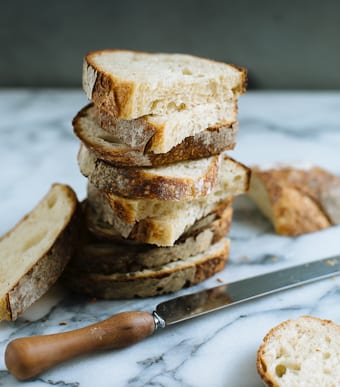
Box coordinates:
[5,255,340,380]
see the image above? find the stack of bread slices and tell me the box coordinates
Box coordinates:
[67,49,250,298]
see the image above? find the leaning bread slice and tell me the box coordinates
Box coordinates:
[248,165,340,236]
[0,184,78,321]
[79,147,245,201]
[65,238,230,299]
[257,316,340,387]
[85,154,249,247]
[73,104,238,167]
[96,101,238,155]
[71,203,232,274]
[83,49,246,119]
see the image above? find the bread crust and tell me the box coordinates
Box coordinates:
[78,145,225,201]
[0,184,79,321]
[96,102,238,154]
[83,49,247,119]
[71,201,232,274]
[73,104,238,167]
[85,181,240,246]
[257,316,340,387]
[249,166,340,236]
[65,238,230,299]
[79,147,248,202]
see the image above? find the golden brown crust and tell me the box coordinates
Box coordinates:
[273,187,330,235]
[83,49,247,119]
[256,318,292,387]
[78,144,231,201]
[85,197,233,244]
[256,316,339,387]
[73,104,238,167]
[70,202,232,274]
[250,166,340,236]
[0,184,79,321]
[85,50,135,118]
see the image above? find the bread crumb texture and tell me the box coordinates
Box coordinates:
[0,184,78,320]
[83,50,246,119]
[257,316,340,387]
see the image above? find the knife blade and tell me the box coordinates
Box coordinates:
[5,255,340,380]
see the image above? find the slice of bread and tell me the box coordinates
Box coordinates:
[257,316,340,387]
[0,184,79,321]
[83,49,246,119]
[65,238,230,299]
[95,101,238,154]
[86,153,249,247]
[248,165,340,236]
[73,104,238,167]
[71,203,232,274]
[85,196,232,242]
[79,146,246,201]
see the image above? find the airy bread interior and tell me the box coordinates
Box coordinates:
[257,316,340,387]
[81,150,249,202]
[84,50,246,119]
[96,101,238,154]
[0,185,76,297]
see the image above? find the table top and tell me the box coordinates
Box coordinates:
[0,90,339,387]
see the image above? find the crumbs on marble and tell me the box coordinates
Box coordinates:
[216,278,223,283]
[326,259,337,266]
[59,322,67,326]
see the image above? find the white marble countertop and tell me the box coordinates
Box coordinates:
[0,90,339,387]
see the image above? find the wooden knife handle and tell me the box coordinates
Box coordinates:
[5,311,155,380]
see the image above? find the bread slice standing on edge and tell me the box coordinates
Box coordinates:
[65,238,230,299]
[257,316,340,387]
[0,184,78,321]
[73,104,239,167]
[83,49,246,120]
[248,165,340,236]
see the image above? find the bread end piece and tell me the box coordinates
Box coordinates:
[0,184,79,321]
[248,165,340,236]
[257,315,340,387]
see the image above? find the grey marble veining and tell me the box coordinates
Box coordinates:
[0,90,339,387]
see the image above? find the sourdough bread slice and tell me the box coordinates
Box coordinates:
[86,197,232,242]
[95,101,238,154]
[257,316,340,387]
[86,154,249,247]
[79,146,246,201]
[73,104,238,167]
[65,238,230,298]
[72,203,232,274]
[83,49,246,119]
[0,184,78,321]
[248,165,340,236]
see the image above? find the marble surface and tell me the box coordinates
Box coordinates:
[0,90,339,387]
